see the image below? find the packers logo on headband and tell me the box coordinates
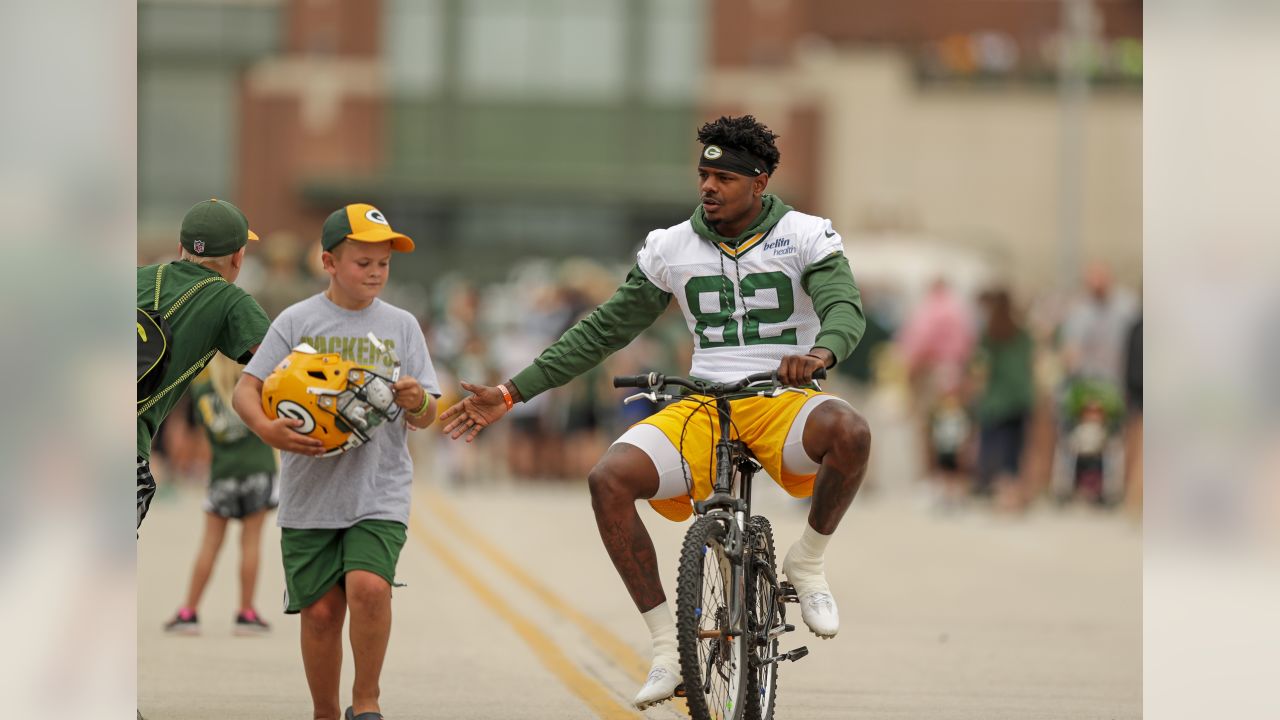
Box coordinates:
[703,145,724,160]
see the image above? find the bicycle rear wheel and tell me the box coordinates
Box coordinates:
[744,516,779,720]
[677,515,748,720]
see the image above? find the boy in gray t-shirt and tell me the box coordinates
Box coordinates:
[235,203,440,720]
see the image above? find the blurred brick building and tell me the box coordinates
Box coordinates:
[139,0,1141,291]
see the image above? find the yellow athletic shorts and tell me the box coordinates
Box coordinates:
[636,389,831,522]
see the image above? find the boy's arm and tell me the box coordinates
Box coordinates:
[233,372,327,456]
[392,376,438,430]
[406,394,438,430]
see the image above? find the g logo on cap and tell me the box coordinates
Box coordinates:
[703,145,723,160]
[365,209,389,226]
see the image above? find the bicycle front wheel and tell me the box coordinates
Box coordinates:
[677,515,748,720]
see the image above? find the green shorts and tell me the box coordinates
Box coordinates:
[280,519,408,614]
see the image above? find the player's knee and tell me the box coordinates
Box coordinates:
[832,408,872,466]
[588,461,631,509]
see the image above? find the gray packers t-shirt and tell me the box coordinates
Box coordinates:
[244,293,441,529]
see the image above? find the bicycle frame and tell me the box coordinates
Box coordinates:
[614,368,825,643]
[692,395,763,641]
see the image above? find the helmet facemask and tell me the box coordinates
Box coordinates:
[310,367,402,455]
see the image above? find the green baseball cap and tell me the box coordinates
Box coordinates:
[180,198,259,257]
[321,203,415,253]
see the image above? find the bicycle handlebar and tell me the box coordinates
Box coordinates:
[612,367,826,393]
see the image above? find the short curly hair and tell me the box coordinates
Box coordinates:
[696,115,781,175]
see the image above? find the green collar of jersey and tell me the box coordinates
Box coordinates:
[691,194,792,258]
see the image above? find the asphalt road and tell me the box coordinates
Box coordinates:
[139,470,1140,719]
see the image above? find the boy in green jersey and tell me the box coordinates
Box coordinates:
[137,198,277,530]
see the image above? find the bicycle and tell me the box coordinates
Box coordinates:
[613,368,825,720]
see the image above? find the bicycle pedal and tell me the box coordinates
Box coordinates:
[779,582,799,602]
[674,683,687,698]
[768,623,796,639]
[760,645,809,666]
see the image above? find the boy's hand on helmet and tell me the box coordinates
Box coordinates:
[392,376,425,411]
[260,417,327,456]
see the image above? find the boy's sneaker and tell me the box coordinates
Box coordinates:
[234,609,271,636]
[163,608,199,636]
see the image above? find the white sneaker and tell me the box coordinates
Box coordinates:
[782,547,840,638]
[797,590,840,638]
[633,664,681,709]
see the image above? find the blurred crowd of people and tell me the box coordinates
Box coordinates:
[145,236,1142,519]
[880,262,1142,517]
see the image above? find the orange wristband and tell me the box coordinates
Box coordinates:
[498,383,514,410]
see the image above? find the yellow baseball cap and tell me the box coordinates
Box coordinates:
[321,203,414,253]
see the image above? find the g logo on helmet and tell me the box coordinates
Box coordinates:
[261,346,402,456]
[365,208,390,226]
[275,400,316,434]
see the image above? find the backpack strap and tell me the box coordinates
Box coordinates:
[164,275,227,320]
[136,267,231,417]
[152,264,227,318]
[137,348,219,416]
[153,265,164,311]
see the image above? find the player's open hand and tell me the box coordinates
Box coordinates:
[439,381,509,443]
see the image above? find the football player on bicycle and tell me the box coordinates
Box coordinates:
[441,116,872,710]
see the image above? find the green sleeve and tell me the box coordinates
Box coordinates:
[216,291,270,362]
[800,252,866,364]
[510,265,671,401]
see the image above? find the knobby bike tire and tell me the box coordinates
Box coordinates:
[677,515,749,720]
[744,515,779,720]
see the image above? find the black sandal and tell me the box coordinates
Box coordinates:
[344,706,384,720]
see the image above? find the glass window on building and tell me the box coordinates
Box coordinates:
[459,0,626,101]
[642,0,706,101]
[383,0,445,97]
[138,66,236,219]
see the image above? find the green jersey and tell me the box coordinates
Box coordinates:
[136,261,269,459]
[189,378,277,480]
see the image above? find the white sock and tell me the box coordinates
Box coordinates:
[785,524,832,596]
[641,602,679,672]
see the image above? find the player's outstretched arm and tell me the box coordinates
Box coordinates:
[439,381,517,443]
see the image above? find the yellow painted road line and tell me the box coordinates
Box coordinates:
[408,517,639,719]
[421,487,690,716]
[422,487,647,677]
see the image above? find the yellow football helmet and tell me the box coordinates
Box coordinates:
[261,344,401,456]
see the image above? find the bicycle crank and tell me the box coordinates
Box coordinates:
[779,582,799,602]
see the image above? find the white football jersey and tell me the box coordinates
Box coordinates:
[636,210,845,382]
